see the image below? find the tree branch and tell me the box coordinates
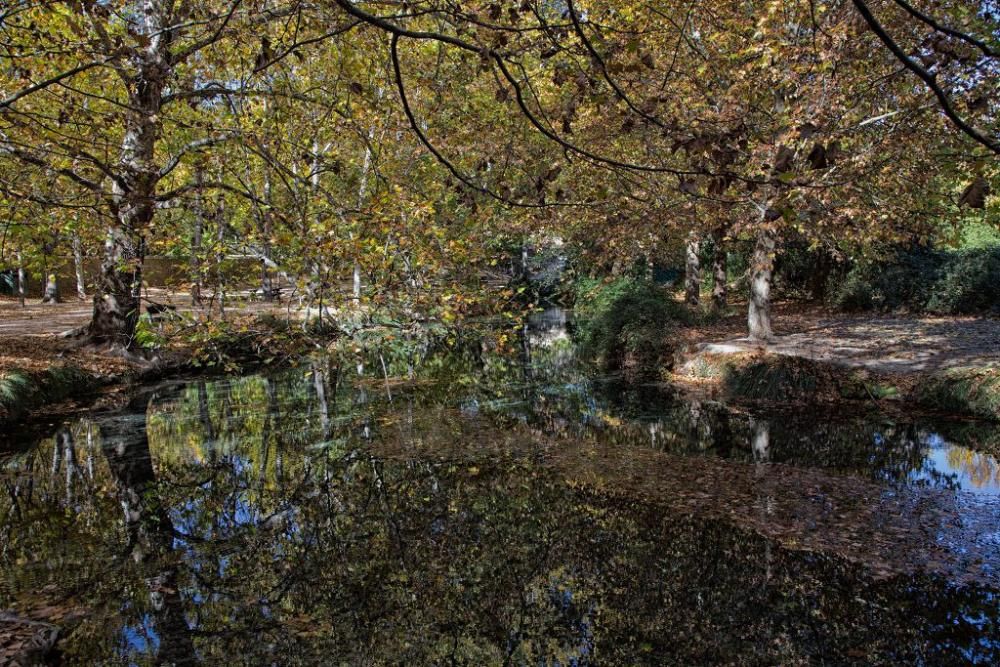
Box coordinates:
[851,0,999,155]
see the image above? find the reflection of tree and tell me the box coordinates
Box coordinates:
[946,446,1000,489]
[6,330,1000,663]
[99,399,197,665]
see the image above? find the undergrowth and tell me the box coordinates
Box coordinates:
[0,365,96,423]
[573,276,690,378]
[722,356,822,401]
[915,367,1000,420]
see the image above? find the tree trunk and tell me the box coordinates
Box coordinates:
[88,0,169,347]
[215,196,226,319]
[748,225,776,342]
[72,231,86,300]
[260,167,275,301]
[711,227,727,309]
[16,251,26,307]
[191,168,205,308]
[684,232,701,306]
[90,228,144,346]
[41,273,60,304]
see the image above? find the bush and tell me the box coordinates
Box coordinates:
[573,277,689,377]
[925,248,1000,315]
[827,246,1000,315]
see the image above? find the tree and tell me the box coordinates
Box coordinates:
[1,1,347,346]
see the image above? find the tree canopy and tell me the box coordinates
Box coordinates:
[1,0,997,344]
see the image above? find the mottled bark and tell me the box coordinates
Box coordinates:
[89,0,171,347]
[748,226,776,342]
[72,231,86,300]
[684,232,701,306]
[90,228,144,346]
[711,228,727,309]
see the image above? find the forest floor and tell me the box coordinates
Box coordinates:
[4,296,1000,377]
[683,304,1000,375]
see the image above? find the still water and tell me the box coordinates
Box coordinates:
[3,310,1000,664]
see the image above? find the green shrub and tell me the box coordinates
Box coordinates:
[0,369,36,414]
[925,249,1000,314]
[827,246,1000,315]
[828,270,875,312]
[915,367,1000,420]
[573,277,689,377]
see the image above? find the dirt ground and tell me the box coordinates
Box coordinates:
[0,290,251,378]
[693,307,1000,375]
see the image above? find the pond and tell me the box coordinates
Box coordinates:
[3,309,1000,664]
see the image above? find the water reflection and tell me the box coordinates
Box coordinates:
[3,310,1000,663]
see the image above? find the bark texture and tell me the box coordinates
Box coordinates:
[684,233,701,306]
[711,227,727,309]
[748,226,776,342]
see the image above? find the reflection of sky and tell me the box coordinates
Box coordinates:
[919,434,1000,495]
[120,613,160,660]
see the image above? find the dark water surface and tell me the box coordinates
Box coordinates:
[3,310,1000,664]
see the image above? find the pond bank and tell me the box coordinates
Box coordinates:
[0,320,321,432]
[670,311,1000,421]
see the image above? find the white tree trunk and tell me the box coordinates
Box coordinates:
[72,231,86,300]
[748,225,776,342]
[684,232,701,306]
[711,227,727,309]
[16,251,26,307]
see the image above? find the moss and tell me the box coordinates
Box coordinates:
[0,364,99,425]
[915,367,1000,420]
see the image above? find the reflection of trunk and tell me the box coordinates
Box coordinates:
[100,404,196,666]
[750,415,773,583]
[260,379,279,482]
[72,232,86,300]
[313,360,331,439]
[748,226,775,342]
[58,427,77,505]
[271,379,284,485]
[711,228,727,309]
[684,232,701,306]
[197,381,215,447]
[751,417,770,463]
